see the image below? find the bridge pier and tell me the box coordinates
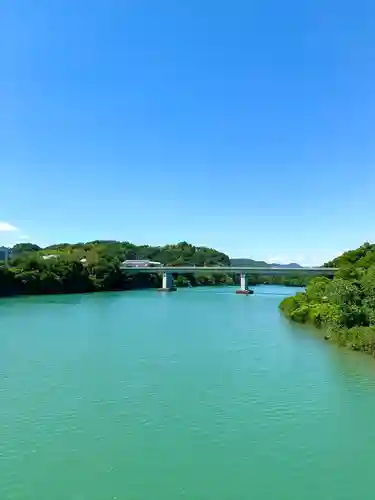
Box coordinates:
[236,272,253,295]
[158,271,176,292]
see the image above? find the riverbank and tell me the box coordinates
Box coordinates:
[279,280,375,357]
[0,264,307,299]
[280,296,375,355]
[278,242,375,357]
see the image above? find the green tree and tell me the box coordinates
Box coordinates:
[281,241,375,355]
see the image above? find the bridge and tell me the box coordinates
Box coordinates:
[120,265,337,294]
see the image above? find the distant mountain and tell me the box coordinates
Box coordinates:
[230,258,303,268]
[271,262,302,269]
[230,258,269,267]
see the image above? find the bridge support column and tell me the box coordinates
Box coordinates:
[236,272,253,295]
[158,271,176,292]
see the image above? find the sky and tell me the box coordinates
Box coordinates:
[1,0,375,265]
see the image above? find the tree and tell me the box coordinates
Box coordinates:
[0,239,234,296]
[281,241,375,354]
[12,243,41,254]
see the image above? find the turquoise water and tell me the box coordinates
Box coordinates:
[1,285,375,499]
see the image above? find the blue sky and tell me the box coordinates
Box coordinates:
[1,0,374,265]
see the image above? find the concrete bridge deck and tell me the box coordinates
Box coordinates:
[120,265,337,276]
[120,265,337,293]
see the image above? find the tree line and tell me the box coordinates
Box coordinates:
[0,240,309,297]
[280,242,375,355]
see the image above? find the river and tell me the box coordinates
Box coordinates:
[1,285,375,499]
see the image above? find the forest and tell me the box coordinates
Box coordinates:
[280,242,375,355]
[0,240,308,296]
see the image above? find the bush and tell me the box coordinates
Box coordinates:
[280,242,375,356]
[279,296,301,316]
[290,305,309,323]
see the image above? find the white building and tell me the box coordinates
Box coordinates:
[42,254,60,260]
[121,260,162,268]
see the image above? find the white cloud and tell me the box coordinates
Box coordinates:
[18,234,30,241]
[0,221,18,232]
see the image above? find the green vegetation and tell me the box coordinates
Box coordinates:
[0,240,233,296]
[0,240,312,297]
[280,242,375,355]
[257,274,311,287]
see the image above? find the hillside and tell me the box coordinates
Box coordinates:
[0,240,232,296]
[280,242,375,355]
[324,242,375,269]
